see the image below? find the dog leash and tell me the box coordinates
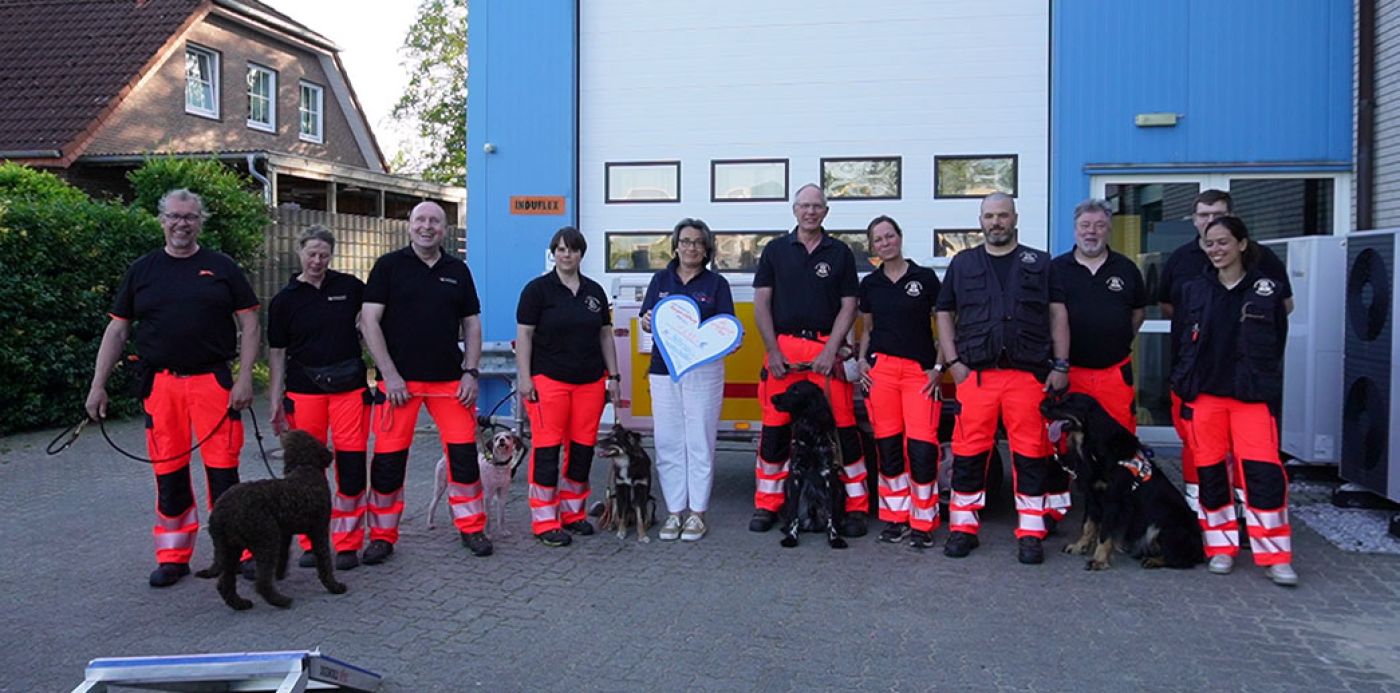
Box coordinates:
[47,405,277,479]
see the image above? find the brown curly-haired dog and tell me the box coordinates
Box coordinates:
[195,430,347,610]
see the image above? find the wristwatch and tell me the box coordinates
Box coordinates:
[463,367,480,379]
[932,363,946,374]
[607,374,621,382]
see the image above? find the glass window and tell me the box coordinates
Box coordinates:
[606,162,680,203]
[184,45,219,117]
[606,233,671,272]
[1227,178,1334,241]
[712,159,788,201]
[934,228,984,258]
[1104,182,1201,319]
[830,231,877,269]
[299,82,324,143]
[821,157,901,200]
[935,155,1018,198]
[1132,331,1173,429]
[713,232,781,272]
[246,64,275,132]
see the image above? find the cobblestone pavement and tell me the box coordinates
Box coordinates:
[2,418,1399,692]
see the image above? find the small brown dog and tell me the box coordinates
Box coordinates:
[196,430,347,610]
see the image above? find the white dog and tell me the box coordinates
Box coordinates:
[426,429,528,538]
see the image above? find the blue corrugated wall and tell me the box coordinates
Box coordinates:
[1050,0,1353,252]
[466,0,578,413]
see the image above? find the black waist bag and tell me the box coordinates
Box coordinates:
[301,358,366,393]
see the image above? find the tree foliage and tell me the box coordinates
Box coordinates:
[392,0,466,185]
[127,156,268,266]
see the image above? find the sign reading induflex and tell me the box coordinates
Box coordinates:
[510,196,566,215]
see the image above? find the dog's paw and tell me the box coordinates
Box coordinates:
[780,535,799,548]
[1086,559,1111,571]
[829,537,849,549]
[326,581,348,594]
[226,597,254,611]
[267,595,293,608]
[1140,556,1166,570]
[1063,541,1091,556]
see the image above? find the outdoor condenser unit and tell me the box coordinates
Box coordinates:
[1264,237,1345,464]
[1341,229,1400,501]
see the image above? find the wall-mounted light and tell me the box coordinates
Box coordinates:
[1135,112,1181,127]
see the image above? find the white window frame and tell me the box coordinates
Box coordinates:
[184,44,220,119]
[299,81,324,143]
[245,63,276,132]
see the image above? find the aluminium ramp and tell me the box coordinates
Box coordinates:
[72,649,381,692]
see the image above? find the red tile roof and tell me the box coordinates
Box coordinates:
[0,0,207,157]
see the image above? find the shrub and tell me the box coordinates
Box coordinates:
[127,156,268,267]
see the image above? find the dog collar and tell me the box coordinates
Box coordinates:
[1118,453,1154,485]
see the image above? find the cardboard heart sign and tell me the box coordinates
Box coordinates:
[652,295,743,381]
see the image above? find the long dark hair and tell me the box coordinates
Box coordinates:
[1203,216,1258,269]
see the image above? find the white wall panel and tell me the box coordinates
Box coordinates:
[579,0,1050,277]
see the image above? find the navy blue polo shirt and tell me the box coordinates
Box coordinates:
[110,247,259,371]
[1052,249,1146,369]
[752,229,859,335]
[639,259,736,376]
[364,246,480,382]
[1189,269,1289,400]
[1160,239,1290,366]
[517,270,613,384]
[268,270,366,394]
[858,260,941,369]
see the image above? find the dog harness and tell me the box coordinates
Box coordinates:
[1118,451,1154,490]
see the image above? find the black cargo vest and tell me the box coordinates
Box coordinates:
[949,245,1054,373]
[1169,269,1286,407]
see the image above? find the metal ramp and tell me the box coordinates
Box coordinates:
[72,650,381,692]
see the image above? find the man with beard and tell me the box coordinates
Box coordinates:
[1052,198,1145,432]
[935,192,1069,564]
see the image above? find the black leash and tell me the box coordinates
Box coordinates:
[47,404,276,478]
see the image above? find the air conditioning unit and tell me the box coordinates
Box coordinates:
[1341,229,1400,501]
[1263,237,1345,464]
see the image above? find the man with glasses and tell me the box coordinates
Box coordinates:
[85,188,260,588]
[750,183,871,537]
[1158,189,1292,512]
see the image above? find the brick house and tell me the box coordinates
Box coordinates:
[0,0,462,223]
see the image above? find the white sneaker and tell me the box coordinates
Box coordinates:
[680,515,706,542]
[1208,554,1235,575]
[658,515,682,541]
[1265,563,1299,586]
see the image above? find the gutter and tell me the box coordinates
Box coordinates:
[0,150,62,159]
[211,0,339,52]
[246,152,272,205]
[1358,0,1376,231]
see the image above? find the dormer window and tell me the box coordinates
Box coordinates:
[184,44,219,118]
[246,63,276,132]
[299,81,324,143]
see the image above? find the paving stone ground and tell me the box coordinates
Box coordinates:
[2,417,1399,692]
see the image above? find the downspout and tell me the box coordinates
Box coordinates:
[1358,0,1375,231]
[246,152,272,205]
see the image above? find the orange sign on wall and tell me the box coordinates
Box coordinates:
[510,196,566,215]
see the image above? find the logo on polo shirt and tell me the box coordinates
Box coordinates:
[1106,276,1125,292]
[1253,278,1276,297]
[1019,250,1037,264]
[198,269,215,277]
[905,281,923,297]
[695,292,710,303]
[814,261,831,278]
[439,277,459,285]
[584,296,602,312]
[327,294,348,302]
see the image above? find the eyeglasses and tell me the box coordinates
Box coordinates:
[677,238,705,248]
[796,203,827,211]
[162,213,202,223]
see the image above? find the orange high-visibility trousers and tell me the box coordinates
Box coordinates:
[367,381,482,544]
[525,374,607,535]
[1184,394,1292,566]
[948,368,1060,539]
[1068,357,1136,433]
[144,371,244,564]
[1171,391,1200,512]
[286,389,370,553]
[866,354,941,532]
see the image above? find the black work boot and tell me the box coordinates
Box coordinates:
[148,562,190,588]
[1018,536,1045,565]
[749,509,777,532]
[461,531,494,556]
[878,522,911,544]
[361,539,394,565]
[943,531,980,558]
[840,511,869,538]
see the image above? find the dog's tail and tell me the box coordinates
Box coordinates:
[194,542,224,579]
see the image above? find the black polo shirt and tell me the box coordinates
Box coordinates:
[1053,249,1146,368]
[517,270,612,384]
[1160,239,1290,366]
[109,247,259,371]
[1190,269,1289,400]
[639,260,736,376]
[752,229,859,335]
[268,270,366,393]
[858,260,941,369]
[364,246,480,382]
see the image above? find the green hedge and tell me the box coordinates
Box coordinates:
[0,160,267,435]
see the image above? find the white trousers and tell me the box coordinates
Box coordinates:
[649,361,724,513]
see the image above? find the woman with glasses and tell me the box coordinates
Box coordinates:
[638,219,734,541]
[515,227,621,547]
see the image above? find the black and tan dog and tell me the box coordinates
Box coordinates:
[1040,393,1203,570]
[595,423,655,543]
[772,381,847,549]
[196,430,347,609]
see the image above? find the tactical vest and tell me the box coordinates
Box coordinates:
[1169,269,1286,406]
[949,246,1054,372]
